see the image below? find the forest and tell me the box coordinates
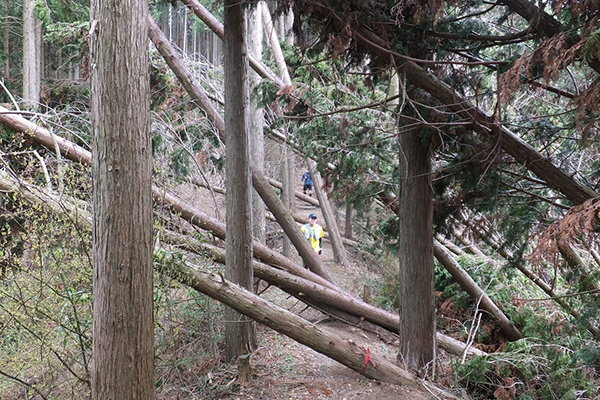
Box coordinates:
[1,0,599,398]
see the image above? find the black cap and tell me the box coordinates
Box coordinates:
[309,213,317,219]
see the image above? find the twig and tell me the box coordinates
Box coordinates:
[32,150,53,192]
[0,79,20,111]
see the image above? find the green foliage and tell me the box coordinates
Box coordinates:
[455,340,598,399]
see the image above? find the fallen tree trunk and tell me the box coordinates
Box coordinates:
[434,240,522,341]
[166,228,486,358]
[157,258,455,396]
[309,161,350,267]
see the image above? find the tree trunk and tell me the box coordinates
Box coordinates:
[261,0,297,258]
[397,126,435,372]
[22,0,42,107]
[3,0,9,80]
[89,0,155,396]
[281,142,294,257]
[248,4,266,244]
[309,162,350,267]
[345,201,353,239]
[224,0,256,361]
[261,1,292,85]
[433,240,522,341]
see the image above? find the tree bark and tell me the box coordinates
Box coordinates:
[224,0,256,360]
[498,0,560,37]
[345,201,353,239]
[89,0,155,396]
[248,4,266,244]
[281,143,294,257]
[260,1,292,85]
[433,240,522,341]
[397,125,435,371]
[22,0,41,108]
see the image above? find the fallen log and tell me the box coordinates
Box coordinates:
[157,257,459,398]
[165,228,486,358]
[434,239,522,341]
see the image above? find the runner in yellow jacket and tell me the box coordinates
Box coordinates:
[301,213,324,255]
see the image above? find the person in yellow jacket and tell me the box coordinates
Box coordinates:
[300,213,324,255]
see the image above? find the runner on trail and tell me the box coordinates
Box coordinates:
[301,171,313,196]
[301,213,324,256]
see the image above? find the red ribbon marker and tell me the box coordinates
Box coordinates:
[361,347,370,374]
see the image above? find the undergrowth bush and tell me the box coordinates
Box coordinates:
[455,339,599,399]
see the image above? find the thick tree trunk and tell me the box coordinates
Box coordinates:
[224,0,256,360]
[89,0,155,396]
[434,240,522,341]
[498,0,560,36]
[345,201,353,239]
[248,5,266,244]
[22,0,42,108]
[281,143,294,257]
[397,127,435,371]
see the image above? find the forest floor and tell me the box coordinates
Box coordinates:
[178,197,460,400]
